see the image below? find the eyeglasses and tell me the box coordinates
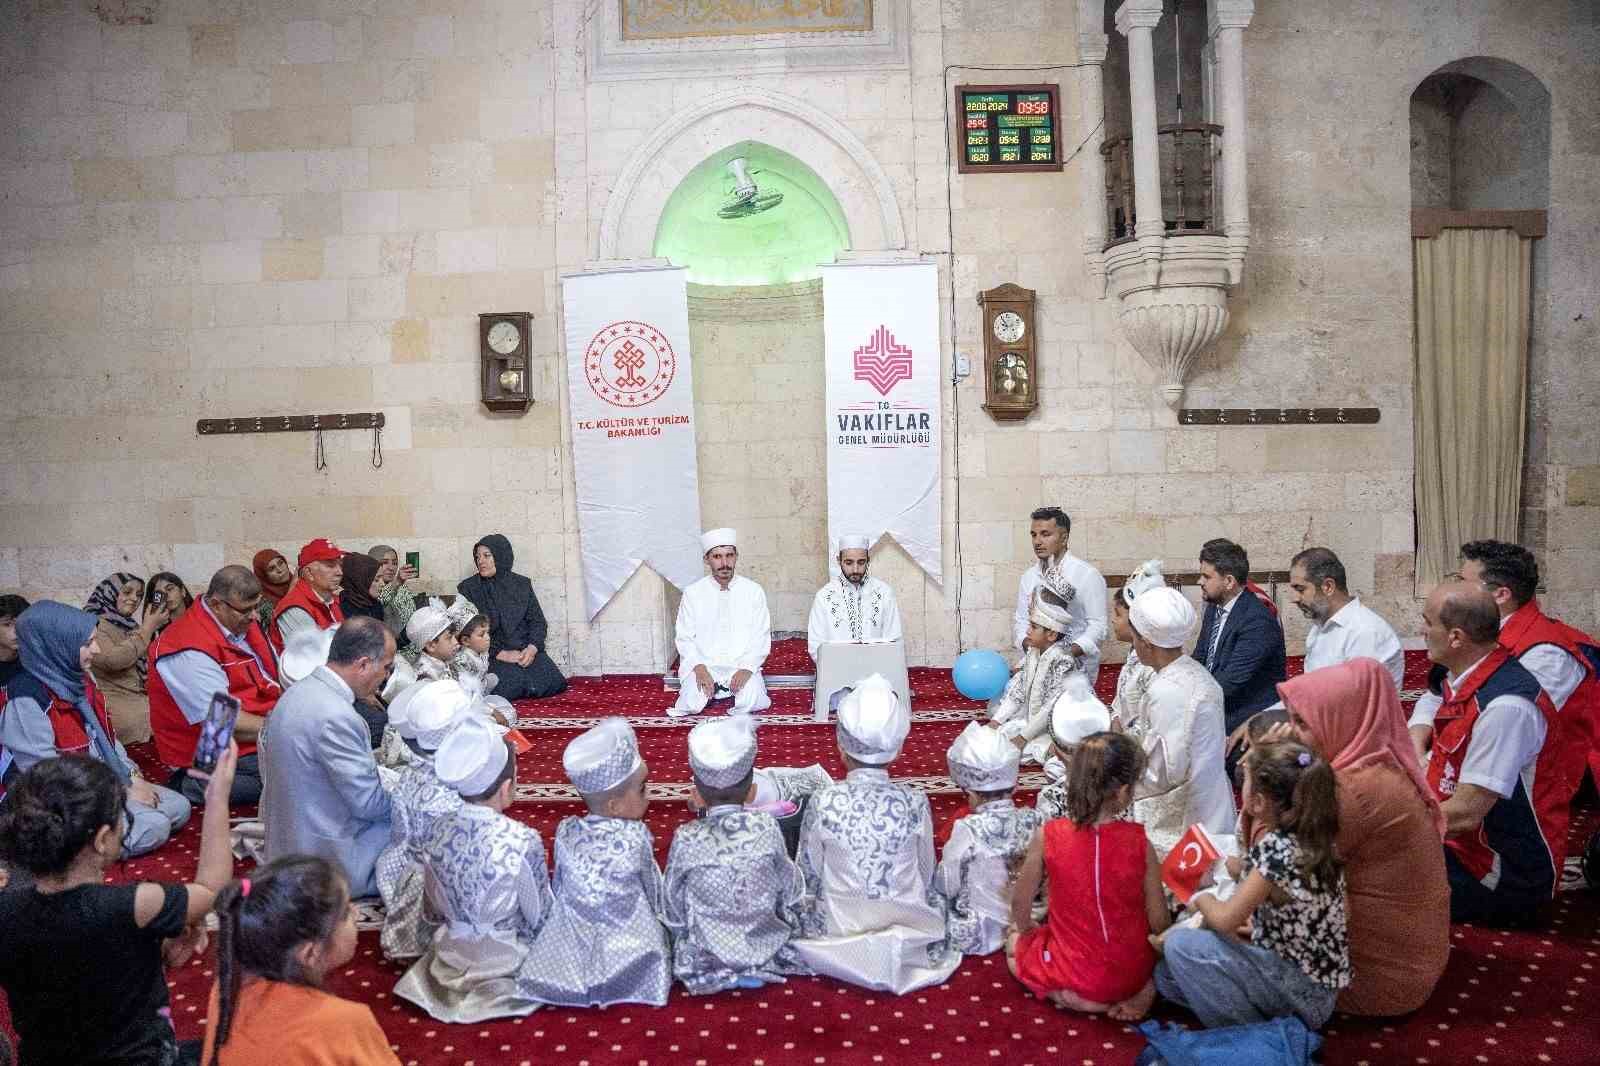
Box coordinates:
[216,598,262,617]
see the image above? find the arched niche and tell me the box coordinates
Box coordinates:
[598,87,905,262]
[653,142,851,286]
[1410,57,1550,211]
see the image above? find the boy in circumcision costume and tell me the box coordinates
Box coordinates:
[396,716,552,1022]
[937,722,1044,955]
[1034,678,1113,822]
[792,677,961,994]
[988,562,1084,765]
[375,679,469,961]
[518,717,673,1008]
[665,717,810,994]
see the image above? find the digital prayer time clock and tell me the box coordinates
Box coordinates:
[955,84,1063,174]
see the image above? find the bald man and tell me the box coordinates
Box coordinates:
[1410,582,1567,927]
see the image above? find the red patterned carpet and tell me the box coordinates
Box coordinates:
[86,648,1600,1066]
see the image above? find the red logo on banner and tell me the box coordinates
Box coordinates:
[1160,823,1223,903]
[584,321,676,408]
[852,325,914,396]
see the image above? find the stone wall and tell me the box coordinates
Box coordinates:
[1,0,1597,677]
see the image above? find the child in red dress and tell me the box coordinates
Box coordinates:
[1005,731,1170,1020]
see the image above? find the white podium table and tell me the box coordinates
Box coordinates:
[811,641,911,722]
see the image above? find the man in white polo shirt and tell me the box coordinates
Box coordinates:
[1287,547,1404,690]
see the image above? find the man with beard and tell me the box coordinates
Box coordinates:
[807,535,904,662]
[670,528,773,718]
[1194,538,1285,776]
[1012,508,1108,678]
[1288,547,1404,690]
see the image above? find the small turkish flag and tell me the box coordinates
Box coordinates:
[1161,823,1223,903]
[506,728,534,756]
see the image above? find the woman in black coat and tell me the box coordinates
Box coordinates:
[457,533,567,700]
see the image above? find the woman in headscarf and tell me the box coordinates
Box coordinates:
[1265,657,1450,1016]
[339,551,386,626]
[252,549,294,630]
[456,534,566,700]
[82,573,175,744]
[0,601,191,856]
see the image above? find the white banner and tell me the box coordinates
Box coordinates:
[823,261,942,582]
[562,267,703,620]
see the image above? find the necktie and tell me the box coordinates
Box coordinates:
[1206,605,1225,664]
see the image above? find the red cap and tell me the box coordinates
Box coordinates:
[298,538,344,569]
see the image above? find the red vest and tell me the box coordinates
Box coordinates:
[147,603,281,766]
[1426,647,1566,897]
[268,580,344,654]
[45,677,120,759]
[1498,598,1600,785]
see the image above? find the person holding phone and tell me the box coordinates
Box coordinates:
[147,566,282,807]
[82,573,173,745]
[369,545,421,649]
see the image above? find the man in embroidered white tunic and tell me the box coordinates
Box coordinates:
[1012,507,1109,677]
[671,528,773,718]
[807,535,904,661]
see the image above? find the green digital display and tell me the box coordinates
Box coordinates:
[957,86,1060,171]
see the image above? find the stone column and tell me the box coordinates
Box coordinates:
[1209,0,1254,283]
[1116,0,1167,272]
[1076,0,1110,293]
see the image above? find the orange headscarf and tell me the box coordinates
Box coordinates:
[1276,657,1446,838]
[252,549,292,604]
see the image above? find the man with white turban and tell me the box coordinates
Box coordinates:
[665,718,809,994]
[936,723,1044,955]
[988,565,1084,764]
[1124,586,1236,857]
[671,528,773,717]
[792,676,961,993]
[807,534,904,661]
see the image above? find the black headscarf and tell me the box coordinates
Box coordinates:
[339,550,383,620]
[457,533,542,653]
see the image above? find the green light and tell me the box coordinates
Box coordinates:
[653,142,851,286]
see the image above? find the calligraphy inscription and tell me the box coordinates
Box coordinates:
[621,0,873,40]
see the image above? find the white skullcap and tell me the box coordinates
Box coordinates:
[946,721,1020,792]
[406,604,453,647]
[1050,672,1111,749]
[563,717,643,794]
[687,716,759,789]
[482,694,515,721]
[434,716,509,797]
[1028,589,1074,635]
[1120,558,1169,607]
[836,674,909,765]
[837,534,871,552]
[701,528,737,554]
[1129,586,1196,649]
[380,654,417,703]
[410,678,473,750]
[278,627,333,685]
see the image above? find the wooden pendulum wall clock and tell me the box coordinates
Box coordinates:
[977,283,1038,421]
[479,311,534,413]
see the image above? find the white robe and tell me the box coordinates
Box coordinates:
[806,576,904,660]
[1128,655,1238,857]
[988,639,1081,764]
[672,574,773,715]
[1012,552,1109,676]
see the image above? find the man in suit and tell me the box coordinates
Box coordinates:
[261,615,396,897]
[1193,538,1286,773]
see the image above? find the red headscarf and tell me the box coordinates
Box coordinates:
[252,549,292,604]
[1276,657,1445,837]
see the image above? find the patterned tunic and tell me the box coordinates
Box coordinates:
[394,804,551,1022]
[989,638,1082,763]
[792,768,960,994]
[935,799,1043,955]
[517,814,672,1008]
[664,805,809,994]
[375,761,462,960]
[806,576,904,660]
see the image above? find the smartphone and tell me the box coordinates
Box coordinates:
[149,589,165,608]
[405,550,420,573]
[193,691,242,774]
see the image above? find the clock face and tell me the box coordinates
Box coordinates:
[992,310,1026,344]
[487,320,522,355]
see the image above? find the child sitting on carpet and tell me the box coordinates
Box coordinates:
[451,614,493,688]
[396,717,551,1022]
[1153,740,1349,1031]
[202,855,400,1066]
[1008,731,1168,1021]
[518,717,672,1007]
[1033,677,1112,822]
[407,605,460,683]
[0,746,236,1066]
[937,722,1043,956]
[375,679,469,961]
[665,717,809,993]
[791,676,960,994]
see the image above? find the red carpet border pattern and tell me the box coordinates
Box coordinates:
[94,649,1599,1066]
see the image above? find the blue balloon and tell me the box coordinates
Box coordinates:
[952,649,1009,701]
